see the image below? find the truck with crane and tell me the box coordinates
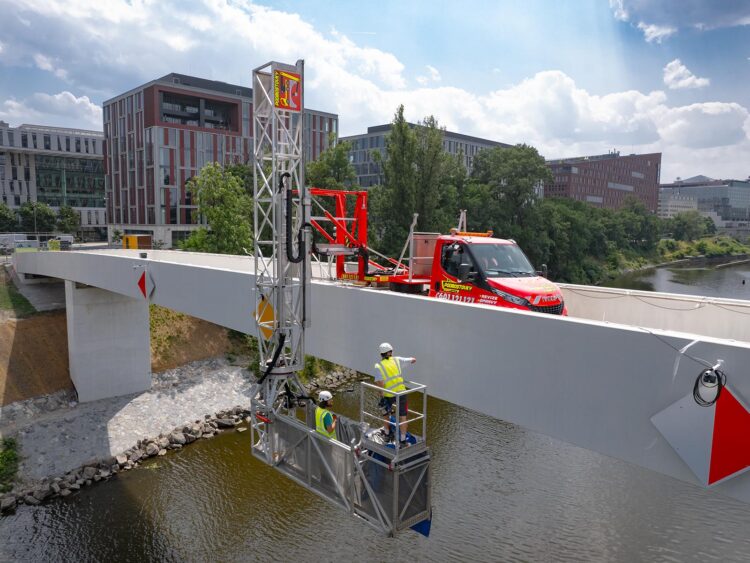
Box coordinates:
[309,188,567,315]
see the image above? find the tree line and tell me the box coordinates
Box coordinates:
[0,202,80,234]
[183,105,729,284]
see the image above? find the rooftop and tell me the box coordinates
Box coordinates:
[341,123,511,147]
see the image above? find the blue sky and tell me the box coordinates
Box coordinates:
[0,0,748,181]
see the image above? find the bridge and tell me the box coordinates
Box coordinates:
[12,249,750,503]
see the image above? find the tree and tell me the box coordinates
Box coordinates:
[307,134,356,190]
[0,204,17,232]
[413,116,458,234]
[18,202,56,233]
[57,205,80,234]
[671,210,708,241]
[181,162,253,254]
[369,105,418,256]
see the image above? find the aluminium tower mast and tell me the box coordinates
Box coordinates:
[250,60,311,464]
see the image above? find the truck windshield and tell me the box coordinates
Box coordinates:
[470,243,536,277]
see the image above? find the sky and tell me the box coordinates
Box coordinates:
[0,0,748,182]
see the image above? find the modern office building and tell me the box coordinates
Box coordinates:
[657,189,698,219]
[103,73,338,247]
[0,121,105,236]
[341,124,511,188]
[659,176,750,222]
[546,151,661,212]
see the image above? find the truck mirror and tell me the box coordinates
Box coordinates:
[537,263,548,278]
[458,263,471,281]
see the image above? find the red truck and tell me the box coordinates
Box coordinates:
[309,188,567,316]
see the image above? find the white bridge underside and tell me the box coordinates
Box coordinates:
[14,249,750,502]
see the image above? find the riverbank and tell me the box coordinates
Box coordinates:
[0,356,360,515]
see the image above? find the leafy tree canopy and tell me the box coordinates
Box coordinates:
[181,162,253,255]
[18,202,56,233]
[57,205,80,234]
[0,204,17,233]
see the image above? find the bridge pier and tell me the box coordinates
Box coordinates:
[65,281,151,402]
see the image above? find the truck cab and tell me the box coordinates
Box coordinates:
[427,234,567,315]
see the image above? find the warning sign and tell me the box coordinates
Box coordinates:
[274,70,301,112]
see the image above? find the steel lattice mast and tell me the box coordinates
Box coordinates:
[250,60,311,463]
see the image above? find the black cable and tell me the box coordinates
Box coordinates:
[257,333,286,386]
[282,172,304,264]
[693,368,727,407]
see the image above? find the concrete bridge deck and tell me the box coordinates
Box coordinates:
[13,249,750,503]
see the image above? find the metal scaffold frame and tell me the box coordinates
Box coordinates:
[250,59,310,466]
[248,60,432,537]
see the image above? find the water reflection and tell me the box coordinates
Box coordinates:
[605,262,750,300]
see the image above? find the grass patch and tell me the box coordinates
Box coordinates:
[657,236,750,262]
[0,437,19,494]
[0,268,36,317]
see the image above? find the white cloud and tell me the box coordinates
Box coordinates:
[33,53,68,79]
[1,0,748,181]
[637,22,677,43]
[611,1,750,32]
[663,59,710,90]
[0,91,102,129]
[416,65,441,85]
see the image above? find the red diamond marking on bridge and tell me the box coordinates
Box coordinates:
[137,271,147,298]
[708,388,750,485]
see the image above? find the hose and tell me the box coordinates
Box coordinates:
[281,172,304,264]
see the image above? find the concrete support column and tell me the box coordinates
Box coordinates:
[65,280,151,402]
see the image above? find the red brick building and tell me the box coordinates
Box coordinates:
[546,151,661,212]
[103,73,337,247]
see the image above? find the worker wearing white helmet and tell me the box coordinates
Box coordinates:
[374,342,416,445]
[315,390,337,439]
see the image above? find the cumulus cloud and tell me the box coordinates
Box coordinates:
[1,0,748,180]
[637,22,677,43]
[0,91,102,129]
[663,59,710,89]
[416,65,441,85]
[33,53,68,79]
[610,0,750,32]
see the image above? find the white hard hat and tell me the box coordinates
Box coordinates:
[318,390,333,402]
[379,342,393,354]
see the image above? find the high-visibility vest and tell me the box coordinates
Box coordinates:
[315,406,336,439]
[376,357,407,398]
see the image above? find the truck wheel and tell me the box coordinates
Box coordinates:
[389,282,423,294]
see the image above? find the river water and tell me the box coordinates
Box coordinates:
[3,265,750,562]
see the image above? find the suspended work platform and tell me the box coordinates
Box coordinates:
[250,378,432,536]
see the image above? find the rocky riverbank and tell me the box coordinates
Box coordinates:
[0,357,362,516]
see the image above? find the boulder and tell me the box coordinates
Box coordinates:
[128,450,143,463]
[202,432,214,439]
[169,432,187,445]
[82,466,97,480]
[99,470,111,479]
[216,418,235,428]
[93,475,102,482]
[145,443,160,457]
[158,449,167,456]
[69,482,81,491]
[157,437,170,449]
[23,495,41,506]
[1,496,16,512]
[51,483,61,494]
[184,434,196,444]
[33,484,52,501]
[60,489,72,498]
[116,454,128,467]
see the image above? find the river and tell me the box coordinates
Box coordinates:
[3,265,750,562]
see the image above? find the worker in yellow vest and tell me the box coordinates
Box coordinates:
[315,390,337,439]
[374,342,416,445]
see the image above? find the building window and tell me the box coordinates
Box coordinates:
[21,133,28,148]
[7,132,13,146]
[75,138,81,153]
[66,137,71,151]
[85,139,89,153]
[32,133,37,149]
